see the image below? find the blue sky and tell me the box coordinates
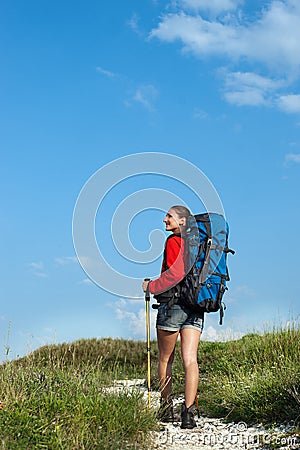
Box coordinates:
[1,0,300,361]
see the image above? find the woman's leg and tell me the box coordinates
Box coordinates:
[180,328,201,408]
[157,328,179,401]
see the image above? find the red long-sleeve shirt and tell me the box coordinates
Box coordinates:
[149,234,186,295]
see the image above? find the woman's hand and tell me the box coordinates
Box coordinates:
[142,280,150,292]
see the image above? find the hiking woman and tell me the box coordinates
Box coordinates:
[142,205,204,429]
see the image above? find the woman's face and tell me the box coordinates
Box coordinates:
[163,209,184,233]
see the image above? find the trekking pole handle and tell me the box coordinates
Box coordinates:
[144,278,150,302]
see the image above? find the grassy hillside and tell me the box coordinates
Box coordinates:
[196,327,300,423]
[0,327,299,449]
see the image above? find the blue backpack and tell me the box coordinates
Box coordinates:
[180,213,235,325]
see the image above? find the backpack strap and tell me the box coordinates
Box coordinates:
[217,278,227,325]
[199,237,213,285]
[224,246,235,255]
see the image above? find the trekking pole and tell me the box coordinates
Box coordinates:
[195,392,200,418]
[144,278,151,410]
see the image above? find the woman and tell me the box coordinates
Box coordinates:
[142,205,204,429]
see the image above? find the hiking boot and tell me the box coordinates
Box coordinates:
[157,399,174,423]
[180,403,197,429]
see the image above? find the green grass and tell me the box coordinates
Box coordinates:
[195,327,300,424]
[0,339,158,449]
[0,327,299,448]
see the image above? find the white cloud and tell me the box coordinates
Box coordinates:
[112,298,246,342]
[133,84,159,111]
[183,0,243,14]
[54,256,78,265]
[127,13,142,35]
[285,152,300,163]
[33,272,48,278]
[59,255,91,270]
[150,1,300,111]
[193,107,209,119]
[224,89,266,107]
[28,262,48,278]
[79,278,94,285]
[113,298,156,339]
[29,262,44,271]
[234,284,256,296]
[277,94,300,113]
[223,71,284,106]
[150,13,237,57]
[225,71,282,92]
[96,66,117,78]
[150,2,300,73]
[202,325,245,342]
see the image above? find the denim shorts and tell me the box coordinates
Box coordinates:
[156,302,204,332]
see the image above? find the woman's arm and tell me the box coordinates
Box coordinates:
[148,235,185,295]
